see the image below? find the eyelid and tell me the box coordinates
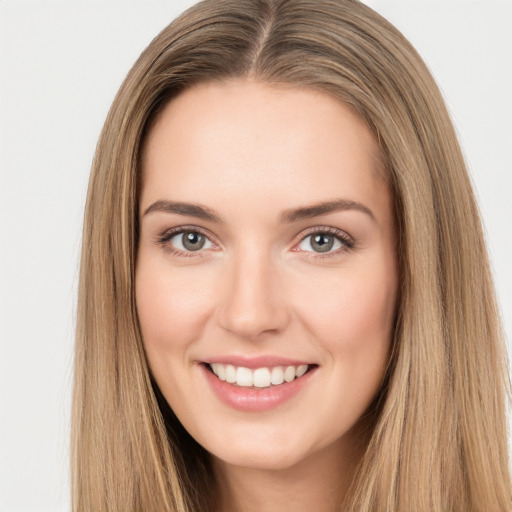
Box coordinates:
[154,224,354,259]
[155,225,219,257]
[292,226,354,257]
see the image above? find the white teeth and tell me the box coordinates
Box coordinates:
[211,363,225,381]
[296,364,308,377]
[209,363,310,388]
[284,366,295,383]
[225,364,236,383]
[270,366,284,385]
[253,368,271,388]
[236,367,253,387]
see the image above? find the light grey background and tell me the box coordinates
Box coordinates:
[0,1,510,510]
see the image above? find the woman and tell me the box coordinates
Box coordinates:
[72,0,512,510]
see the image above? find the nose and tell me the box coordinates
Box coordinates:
[216,247,290,340]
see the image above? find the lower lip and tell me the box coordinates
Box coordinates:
[201,364,316,412]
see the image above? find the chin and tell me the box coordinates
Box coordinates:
[211,443,311,472]
[200,421,341,473]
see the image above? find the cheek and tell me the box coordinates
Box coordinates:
[292,258,397,368]
[135,253,214,359]
[296,263,397,424]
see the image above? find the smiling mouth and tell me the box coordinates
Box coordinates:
[206,363,315,389]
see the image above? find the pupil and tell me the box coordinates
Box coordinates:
[183,232,205,251]
[312,234,333,253]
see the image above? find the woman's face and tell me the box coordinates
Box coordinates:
[136,80,398,471]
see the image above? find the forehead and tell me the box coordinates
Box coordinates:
[140,80,390,222]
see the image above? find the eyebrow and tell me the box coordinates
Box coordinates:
[143,200,223,222]
[143,198,376,224]
[278,199,376,224]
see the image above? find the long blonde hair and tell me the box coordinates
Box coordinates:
[72,0,511,510]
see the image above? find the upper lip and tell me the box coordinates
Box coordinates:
[202,355,315,369]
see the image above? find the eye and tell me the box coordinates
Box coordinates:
[297,229,353,254]
[156,227,216,257]
[168,230,213,252]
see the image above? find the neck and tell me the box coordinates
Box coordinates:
[212,430,367,512]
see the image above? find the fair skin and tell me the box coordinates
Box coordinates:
[136,80,398,512]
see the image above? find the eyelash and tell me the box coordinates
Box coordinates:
[154,226,354,260]
[295,226,354,260]
[155,226,214,258]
